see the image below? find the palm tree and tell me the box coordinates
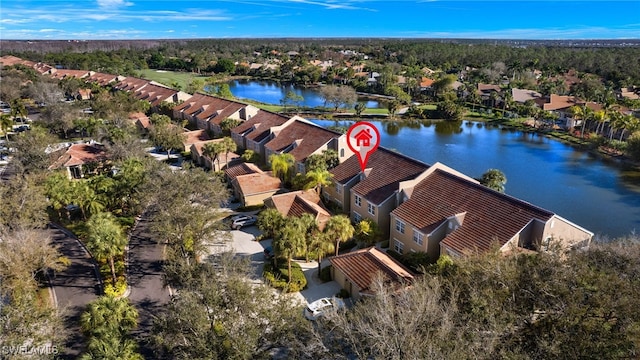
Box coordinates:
[202,142,217,170]
[324,215,355,256]
[221,136,237,167]
[592,110,609,135]
[304,169,333,195]
[83,334,143,360]
[274,218,306,283]
[85,212,127,285]
[569,105,592,138]
[269,153,295,181]
[297,213,318,263]
[608,111,624,141]
[81,296,139,337]
[480,169,507,193]
[309,232,335,272]
[0,114,12,140]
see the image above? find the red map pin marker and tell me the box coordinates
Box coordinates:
[346,121,381,172]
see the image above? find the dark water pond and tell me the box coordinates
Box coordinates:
[226,79,384,109]
[312,119,640,239]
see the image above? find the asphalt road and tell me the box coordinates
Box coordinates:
[48,225,101,359]
[127,214,171,358]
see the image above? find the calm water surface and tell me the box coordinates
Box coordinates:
[227,79,383,108]
[312,119,640,238]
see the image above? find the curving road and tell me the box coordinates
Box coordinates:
[48,224,102,360]
[127,213,171,358]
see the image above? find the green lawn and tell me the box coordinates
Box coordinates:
[137,69,208,90]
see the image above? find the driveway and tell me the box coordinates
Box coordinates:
[48,224,101,360]
[204,220,342,305]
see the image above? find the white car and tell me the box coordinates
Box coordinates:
[304,297,345,321]
[231,215,257,230]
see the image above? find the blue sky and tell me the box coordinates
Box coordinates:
[1,1,638,40]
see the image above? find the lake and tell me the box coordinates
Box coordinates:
[226,79,384,109]
[311,119,640,239]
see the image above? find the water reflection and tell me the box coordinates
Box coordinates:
[435,120,463,135]
[226,79,385,108]
[310,118,640,237]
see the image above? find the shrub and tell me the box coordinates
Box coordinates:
[609,139,629,152]
[319,265,332,282]
[626,131,640,161]
[263,261,307,293]
[104,277,127,297]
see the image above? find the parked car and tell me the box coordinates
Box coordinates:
[231,215,257,230]
[304,297,345,321]
[263,246,274,260]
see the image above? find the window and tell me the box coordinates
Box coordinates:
[298,163,305,173]
[394,239,404,254]
[395,219,405,234]
[367,202,375,216]
[340,148,345,157]
[354,194,362,207]
[413,230,423,245]
[353,212,362,223]
[336,183,342,194]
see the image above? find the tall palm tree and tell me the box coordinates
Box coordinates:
[608,111,624,141]
[324,215,355,256]
[85,212,127,285]
[304,169,333,195]
[221,136,237,167]
[269,153,295,181]
[569,105,592,138]
[297,213,318,263]
[592,110,609,135]
[10,98,27,121]
[274,218,306,283]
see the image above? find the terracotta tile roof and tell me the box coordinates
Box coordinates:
[115,77,150,92]
[49,143,108,169]
[332,147,429,205]
[330,247,415,295]
[181,94,218,117]
[182,130,210,148]
[264,120,340,162]
[0,55,26,66]
[511,88,542,103]
[539,94,602,112]
[86,72,118,85]
[478,83,502,94]
[173,93,209,112]
[33,62,55,74]
[231,110,289,142]
[420,77,435,87]
[391,169,554,255]
[233,173,282,196]
[224,162,263,180]
[51,69,92,79]
[265,190,331,230]
[128,112,150,129]
[209,102,246,125]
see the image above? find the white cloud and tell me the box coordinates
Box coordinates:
[97,0,133,8]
